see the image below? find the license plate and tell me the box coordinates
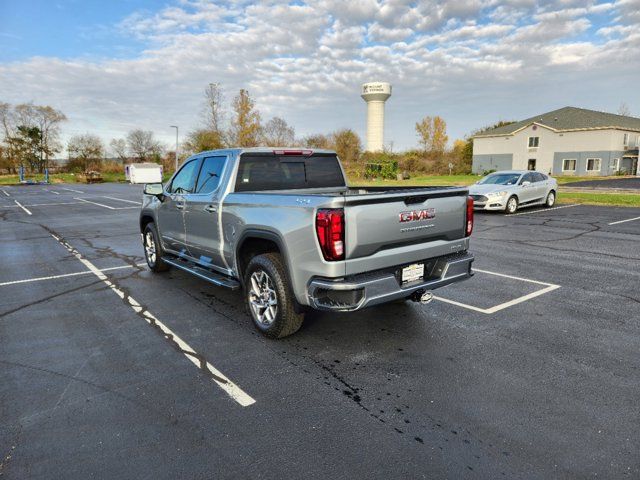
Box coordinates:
[401,263,424,284]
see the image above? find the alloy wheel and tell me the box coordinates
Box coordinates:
[249,270,278,326]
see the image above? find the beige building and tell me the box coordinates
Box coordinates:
[472,107,640,176]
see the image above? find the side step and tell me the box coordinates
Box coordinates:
[163,257,241,290]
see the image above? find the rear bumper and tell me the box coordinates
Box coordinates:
[307,252,474,311]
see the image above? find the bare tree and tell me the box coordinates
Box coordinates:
[67,134,104,172]
[204,83,225,135]
[618,102,631,116]
[109,138,129,162]
[228,89,262,147]
[262,117,295,147]
[126,129,163,162]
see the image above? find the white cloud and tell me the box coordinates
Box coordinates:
[1,0,639,152]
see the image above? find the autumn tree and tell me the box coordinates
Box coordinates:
[301,133,332,149]
[331,129,362,164]
[415,115,448,153]
[67,134,104,172]
[262,117,295,147]
[228,89,261,147]
[183,129,226,155]
[126,129,163,162]
[0,102,66,172]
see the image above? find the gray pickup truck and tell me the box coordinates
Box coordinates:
[140,148,474,338]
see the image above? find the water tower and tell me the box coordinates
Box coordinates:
[361,82,392,152]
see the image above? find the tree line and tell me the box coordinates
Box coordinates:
[1,86,510,177]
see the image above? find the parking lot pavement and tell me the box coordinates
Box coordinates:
[1,184,639,479]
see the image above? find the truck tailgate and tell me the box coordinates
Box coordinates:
[343,188,468,261]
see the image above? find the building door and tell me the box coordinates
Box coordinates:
[528,159,536,170]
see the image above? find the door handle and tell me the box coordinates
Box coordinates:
[204,205,217,213]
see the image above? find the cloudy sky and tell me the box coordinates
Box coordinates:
[1,0,639,152]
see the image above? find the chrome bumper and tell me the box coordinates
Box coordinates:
[307,252,474,311]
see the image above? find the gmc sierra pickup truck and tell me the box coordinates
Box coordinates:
[140,148,474,338]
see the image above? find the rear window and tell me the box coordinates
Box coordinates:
[235,153,345,192]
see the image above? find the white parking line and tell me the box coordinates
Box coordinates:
[0,263,147,287]
[0,201,84,209]
[62,187,84,194]
[14,200,32,215]
[433,269,560,314]
[49,233,256,407]
[506,204,580,216]
[608,216,640,226]
[101,195,141,205]
[50,190,60,195]
[73,197,138,210]
[2,189,9,197]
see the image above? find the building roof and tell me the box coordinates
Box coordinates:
[475,106,640,137]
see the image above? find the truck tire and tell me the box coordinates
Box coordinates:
[143,223,170,272]
[244,253,304,339]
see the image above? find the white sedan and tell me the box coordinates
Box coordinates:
[468,170,558,214]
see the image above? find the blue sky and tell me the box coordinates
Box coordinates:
[1,0,639,153]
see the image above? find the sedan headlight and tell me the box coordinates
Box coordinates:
[487,191,508,197]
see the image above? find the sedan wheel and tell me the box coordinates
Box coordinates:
[248,270,278,326]
[506,196,518,214]
[545,191,556,208]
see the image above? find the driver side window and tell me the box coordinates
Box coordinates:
[168,159,201,194]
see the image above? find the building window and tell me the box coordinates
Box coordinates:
[586,158,601,171]
[528,137,539,148]
[611,158,620,171]
[562,159,577,171]
[623,133,629,146]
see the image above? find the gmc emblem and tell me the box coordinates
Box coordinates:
[399,208,436,223]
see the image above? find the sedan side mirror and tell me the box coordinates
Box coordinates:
[521,180,531,186]
[144,183,165,200]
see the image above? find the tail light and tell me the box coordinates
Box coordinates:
[465,196,474,237]
[316,209,344,261]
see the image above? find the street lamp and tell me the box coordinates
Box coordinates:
[170,125,179,172]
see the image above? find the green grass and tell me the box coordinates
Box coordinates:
[349,174,480,187]
[558,193,640,207]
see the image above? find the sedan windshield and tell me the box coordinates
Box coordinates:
[479,173,521,185]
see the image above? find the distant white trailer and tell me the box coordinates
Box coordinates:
[125,163,163,184]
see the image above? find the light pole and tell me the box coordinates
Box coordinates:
[170,125,179,172]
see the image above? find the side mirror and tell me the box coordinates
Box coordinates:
[521,180,531,186]
[144,183,165,200]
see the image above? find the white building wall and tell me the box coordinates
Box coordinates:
[474,127,637,174]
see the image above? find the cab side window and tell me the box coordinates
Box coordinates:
[195,156,226,194]
[168,159,201,194]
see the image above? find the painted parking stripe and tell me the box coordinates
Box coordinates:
[0,263,147,287]
[49,233,256,407]
[2,189,9,197]
[50,190,60,195]
[506,204,580,216]
[0,202,84,209]
[62,187,84,194]
[14,200,32,215]
[74,197,117,209]
[608,216,640,226]
[101,196,141,205]
[432,269,560,314]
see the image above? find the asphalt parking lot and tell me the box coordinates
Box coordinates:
[1,183,639,479]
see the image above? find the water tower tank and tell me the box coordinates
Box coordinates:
[361,82,392,152]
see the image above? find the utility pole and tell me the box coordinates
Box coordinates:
[170,125,179,172]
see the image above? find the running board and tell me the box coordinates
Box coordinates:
[163,257,241,290]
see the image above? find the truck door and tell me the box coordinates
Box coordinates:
[183,155,228,269]
[157,158,201,254]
